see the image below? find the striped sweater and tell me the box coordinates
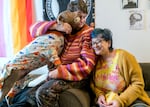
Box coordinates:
[30,20,96,81]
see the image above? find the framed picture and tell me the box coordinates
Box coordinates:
[42,0,95,27]
[128,10,145,30]
[122,0,138,9]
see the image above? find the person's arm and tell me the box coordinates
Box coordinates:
[90,80,104,98]
[90,79,109,106]
[115,50,145,107]
[48,27,96,81]
[29,21,57,38]
[29,20,72,38]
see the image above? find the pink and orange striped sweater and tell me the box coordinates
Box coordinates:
[30,20,96,81]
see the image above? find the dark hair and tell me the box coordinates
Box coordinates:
[91,28,113,51]
[67,0,88,14]
[90,28,114,83]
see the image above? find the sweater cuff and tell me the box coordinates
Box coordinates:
[53,58,61,66]
[41,20,57,35]
[115,95,124,107]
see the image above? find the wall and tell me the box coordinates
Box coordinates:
[95,0,150,62]
[33,0,150,62]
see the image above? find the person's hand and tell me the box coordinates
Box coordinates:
[97,95,107,107]
[106,100,120,107]
[46,62,57,81]
[56,22,72,34]
[47,62,55,70]
[46,68,58,81]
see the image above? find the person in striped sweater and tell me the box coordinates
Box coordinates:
[0,10,80,105]
[33,0,96,107]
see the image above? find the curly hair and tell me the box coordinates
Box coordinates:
[67,0,88,14]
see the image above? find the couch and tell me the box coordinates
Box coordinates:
[57,63,150,107]
[139,63,150,96]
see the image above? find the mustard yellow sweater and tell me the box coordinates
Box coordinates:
[91,49,150,107]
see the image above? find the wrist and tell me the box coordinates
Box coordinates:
[49,21,57,30]
[55,22,64,31]
[54,59,61,66]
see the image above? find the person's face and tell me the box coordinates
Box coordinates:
[72,11,87,29]
[92,35,110,55]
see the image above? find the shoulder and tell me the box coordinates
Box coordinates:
[117,49,138,64]
[81,24,94,35]
[117,49,133,56]
[116,49,136,61]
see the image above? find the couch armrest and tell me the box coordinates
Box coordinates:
[59,88,90,107]
[139,63,150,91]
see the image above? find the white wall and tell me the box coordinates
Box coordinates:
[95,0,150,62]
[32,0,44,21]
[33,0,150,62]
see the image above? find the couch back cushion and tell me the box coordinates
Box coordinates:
[139,63,150,91]
[59,89,90,107]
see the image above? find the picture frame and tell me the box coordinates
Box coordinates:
[122,0,138,9]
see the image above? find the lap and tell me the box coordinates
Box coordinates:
[36,79,88,107]
[0,79,89,107]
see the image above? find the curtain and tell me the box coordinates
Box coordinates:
[0,0,6,56]
[0,0,33,57]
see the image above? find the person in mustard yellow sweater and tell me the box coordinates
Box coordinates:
[90,28,150,107]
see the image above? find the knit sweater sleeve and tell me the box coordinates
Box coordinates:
[48,27,96,81]
[90,79,104,98]
[115,49,145,107]
[29,21,56,38]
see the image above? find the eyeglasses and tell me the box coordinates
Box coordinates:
[92,39,105,46]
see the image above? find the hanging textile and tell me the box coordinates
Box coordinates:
[0,0,33,57]
[0,0,6,56]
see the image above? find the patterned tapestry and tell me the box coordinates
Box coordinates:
[42,0,95,26]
